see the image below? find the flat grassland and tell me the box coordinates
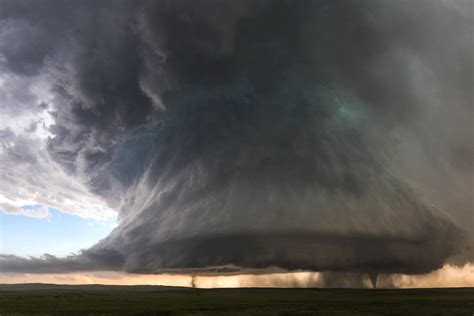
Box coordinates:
[0,284,473,315]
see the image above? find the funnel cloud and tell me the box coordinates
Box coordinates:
[0,0,472,282]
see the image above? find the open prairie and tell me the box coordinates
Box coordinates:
[0,284,473,315]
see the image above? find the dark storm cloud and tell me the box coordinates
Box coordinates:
[0,0,472,278]
[0,250,124,274]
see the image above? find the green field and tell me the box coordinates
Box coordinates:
[0,284,473,315]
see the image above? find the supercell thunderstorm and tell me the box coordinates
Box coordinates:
[0,0,473,285]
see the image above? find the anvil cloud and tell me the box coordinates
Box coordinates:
[0,0,472,282]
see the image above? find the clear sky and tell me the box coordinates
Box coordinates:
[0,207,116,257]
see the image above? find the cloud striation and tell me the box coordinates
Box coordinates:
[0,0,472,280]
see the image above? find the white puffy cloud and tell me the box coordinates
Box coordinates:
[0,70,114,221]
